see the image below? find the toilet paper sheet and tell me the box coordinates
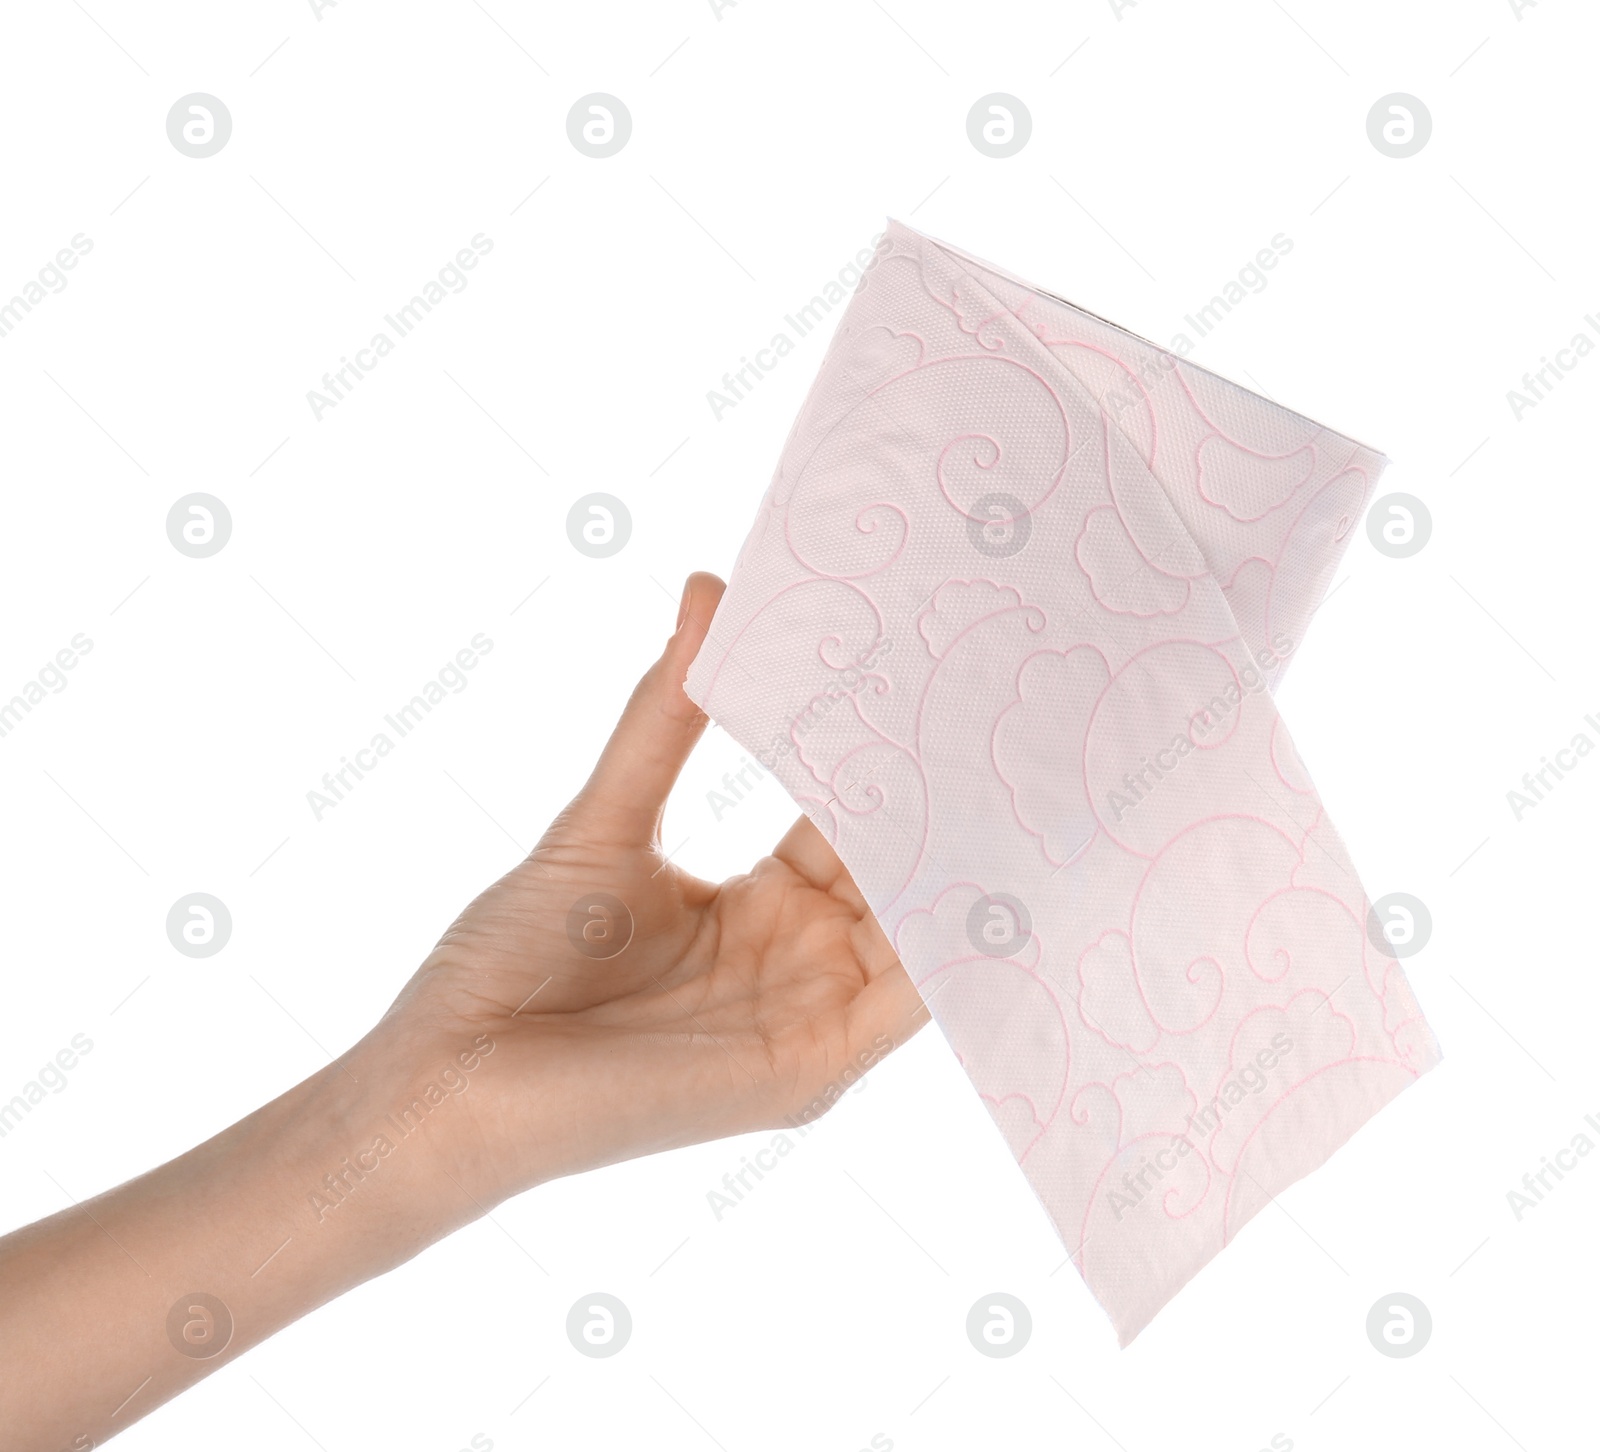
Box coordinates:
[684,219,1440,1343]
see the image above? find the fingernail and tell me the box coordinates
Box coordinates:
[675,579,691,633]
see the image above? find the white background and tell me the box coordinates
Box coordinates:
[0,1,1593,1448]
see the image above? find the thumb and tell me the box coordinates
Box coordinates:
[571,571,726,844]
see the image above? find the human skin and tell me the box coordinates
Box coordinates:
[0,572,924,1447]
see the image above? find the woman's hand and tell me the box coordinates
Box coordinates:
[381,570,923,1203]
[0,571,922,1450]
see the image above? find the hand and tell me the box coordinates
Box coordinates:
[382,571,924,1203]
[0,571,923,1450]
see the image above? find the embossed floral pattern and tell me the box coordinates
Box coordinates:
[685,220,1440,1344]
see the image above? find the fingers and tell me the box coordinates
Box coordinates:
[772,814,861,901]
[821,839,928,1054]
[774,818,910,991]
[791,954,925,1133]
[846,959,930,1055]
[572,572,727,844]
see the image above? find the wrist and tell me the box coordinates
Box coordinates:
[285,1021,509,1249]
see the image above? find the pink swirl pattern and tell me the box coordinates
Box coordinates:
[684,219,1441,1345]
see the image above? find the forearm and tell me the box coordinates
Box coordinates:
[0,569,908,1443]
[0,1022,501,1449]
